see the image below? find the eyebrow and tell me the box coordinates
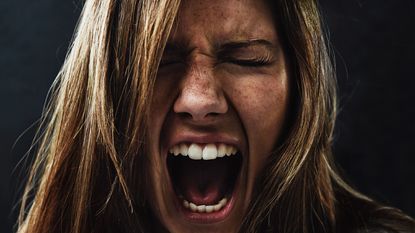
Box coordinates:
[216,39,276,53]
[163,39,277,56]
[163,42,187,54]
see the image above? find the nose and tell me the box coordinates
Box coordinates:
[173,65,228,122]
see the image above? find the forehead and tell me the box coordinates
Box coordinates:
[171,0,277,47]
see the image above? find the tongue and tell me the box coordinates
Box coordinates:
[177,159,228,205]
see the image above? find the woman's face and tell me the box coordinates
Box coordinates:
[147,0,289,232]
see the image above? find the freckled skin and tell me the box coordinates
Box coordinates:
[147,0,290,232]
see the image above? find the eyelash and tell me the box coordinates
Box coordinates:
[228,57,272,67]
[159,57,273,68]
[159,59,183,67]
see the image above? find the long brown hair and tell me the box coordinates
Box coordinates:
[18,0,180,232]
[17,0,414,232]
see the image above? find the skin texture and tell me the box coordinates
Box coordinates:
[147,0,290,232]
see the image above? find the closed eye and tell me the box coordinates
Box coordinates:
[228,58,273,67]
[159,58,184,68]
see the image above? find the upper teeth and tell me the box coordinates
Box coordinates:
[169,143,238,160]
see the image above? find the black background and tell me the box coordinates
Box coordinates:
[1,0,414,232]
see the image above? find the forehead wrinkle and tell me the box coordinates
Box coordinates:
[169,0,278,57]
[208,18,278,53]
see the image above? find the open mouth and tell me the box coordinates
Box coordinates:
[167,143,242,219]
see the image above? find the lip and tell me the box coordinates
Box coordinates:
[162,131,245,223]
[165,132,243,154]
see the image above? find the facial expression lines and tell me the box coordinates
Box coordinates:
[147,0,290,232]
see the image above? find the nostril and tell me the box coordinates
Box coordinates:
[173,91,228,121]
[176,111,221,122]
[208,112,220,117]
[177,112,193,119]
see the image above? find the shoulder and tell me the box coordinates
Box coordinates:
[335,191,415,233]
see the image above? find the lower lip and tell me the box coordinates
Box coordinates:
[175,193,237,223]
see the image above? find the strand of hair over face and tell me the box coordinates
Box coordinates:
[18,0,181,232]
[239,0,339,232]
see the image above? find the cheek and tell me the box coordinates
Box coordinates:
[149,78,177,128]
[147,78,178,172]
[234,76,290,186]
[228,75,289,155]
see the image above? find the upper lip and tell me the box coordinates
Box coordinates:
[166,132,243,153]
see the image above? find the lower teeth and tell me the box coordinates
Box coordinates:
[183,198,228,213]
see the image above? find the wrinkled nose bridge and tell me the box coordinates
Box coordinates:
[184,65,215,98]
[173,63,228,119]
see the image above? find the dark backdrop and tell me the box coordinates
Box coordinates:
[1,0,414,232]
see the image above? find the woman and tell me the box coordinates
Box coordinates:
[17,0,414,232]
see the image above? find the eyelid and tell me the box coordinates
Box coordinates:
[220,53,275,67]
[159,55,184,67]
